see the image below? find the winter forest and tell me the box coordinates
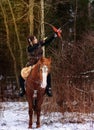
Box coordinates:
[0,0,94,130]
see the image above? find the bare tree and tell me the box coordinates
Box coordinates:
[7,0,24,68]
[74,0,77,42]
[40,0,45,56]
[0,1,19,88]
[29,0,34,34]
[88,1,92,25]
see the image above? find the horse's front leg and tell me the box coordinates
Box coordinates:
[28,106,33,128]
[36,108,41,128]
[36,95,44,128]
[26,89,33,128]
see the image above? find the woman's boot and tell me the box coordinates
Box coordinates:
[19,75,25,97]
[46,73,52,97]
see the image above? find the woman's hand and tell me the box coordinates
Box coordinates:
[52,26,62,37]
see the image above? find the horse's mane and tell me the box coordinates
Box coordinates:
[35,57,51,71]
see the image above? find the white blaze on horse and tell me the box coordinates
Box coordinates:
[25,57,51,128]
[40,65,49,88]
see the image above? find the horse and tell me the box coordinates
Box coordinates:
[25,57,51,128]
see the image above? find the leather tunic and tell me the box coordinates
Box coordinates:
[26,34,55,66]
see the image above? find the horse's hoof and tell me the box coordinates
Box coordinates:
[28,125,32,129]
[36,124,40,128]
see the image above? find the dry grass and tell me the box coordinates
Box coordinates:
[42,80,94,113]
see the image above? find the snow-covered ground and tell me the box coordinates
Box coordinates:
[0,102,94,130]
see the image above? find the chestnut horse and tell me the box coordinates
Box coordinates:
[26,57,51,128]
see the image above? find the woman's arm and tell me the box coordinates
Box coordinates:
[28,34,56,52]
[41,34,56,46]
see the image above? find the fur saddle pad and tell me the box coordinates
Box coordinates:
[21,65,34,80]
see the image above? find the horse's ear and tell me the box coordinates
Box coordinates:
[40,57,44,62]
[48,57,51,63]
[39,57,45,64]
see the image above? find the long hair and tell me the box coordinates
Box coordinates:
[27,35,35,45]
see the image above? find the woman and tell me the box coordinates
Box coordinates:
[19,30,61,97]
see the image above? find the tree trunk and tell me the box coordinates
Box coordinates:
[29,0,34,34]
[88,1,91,25]
[74,0,77,43]
[0,1,19,88]
[7,0,24,68]
[40,0,45,56]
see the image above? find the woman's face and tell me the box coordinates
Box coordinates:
[32,36,38,44]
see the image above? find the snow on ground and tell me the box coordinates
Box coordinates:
[0,102,94,130]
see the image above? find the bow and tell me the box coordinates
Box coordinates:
[44,22,62,38]
[44,22,64,51]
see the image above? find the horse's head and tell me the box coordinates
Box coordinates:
[36,57,51,88]
[28,57,51,89]
[38,57,51,72]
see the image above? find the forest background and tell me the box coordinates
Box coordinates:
[0,0,94,113]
